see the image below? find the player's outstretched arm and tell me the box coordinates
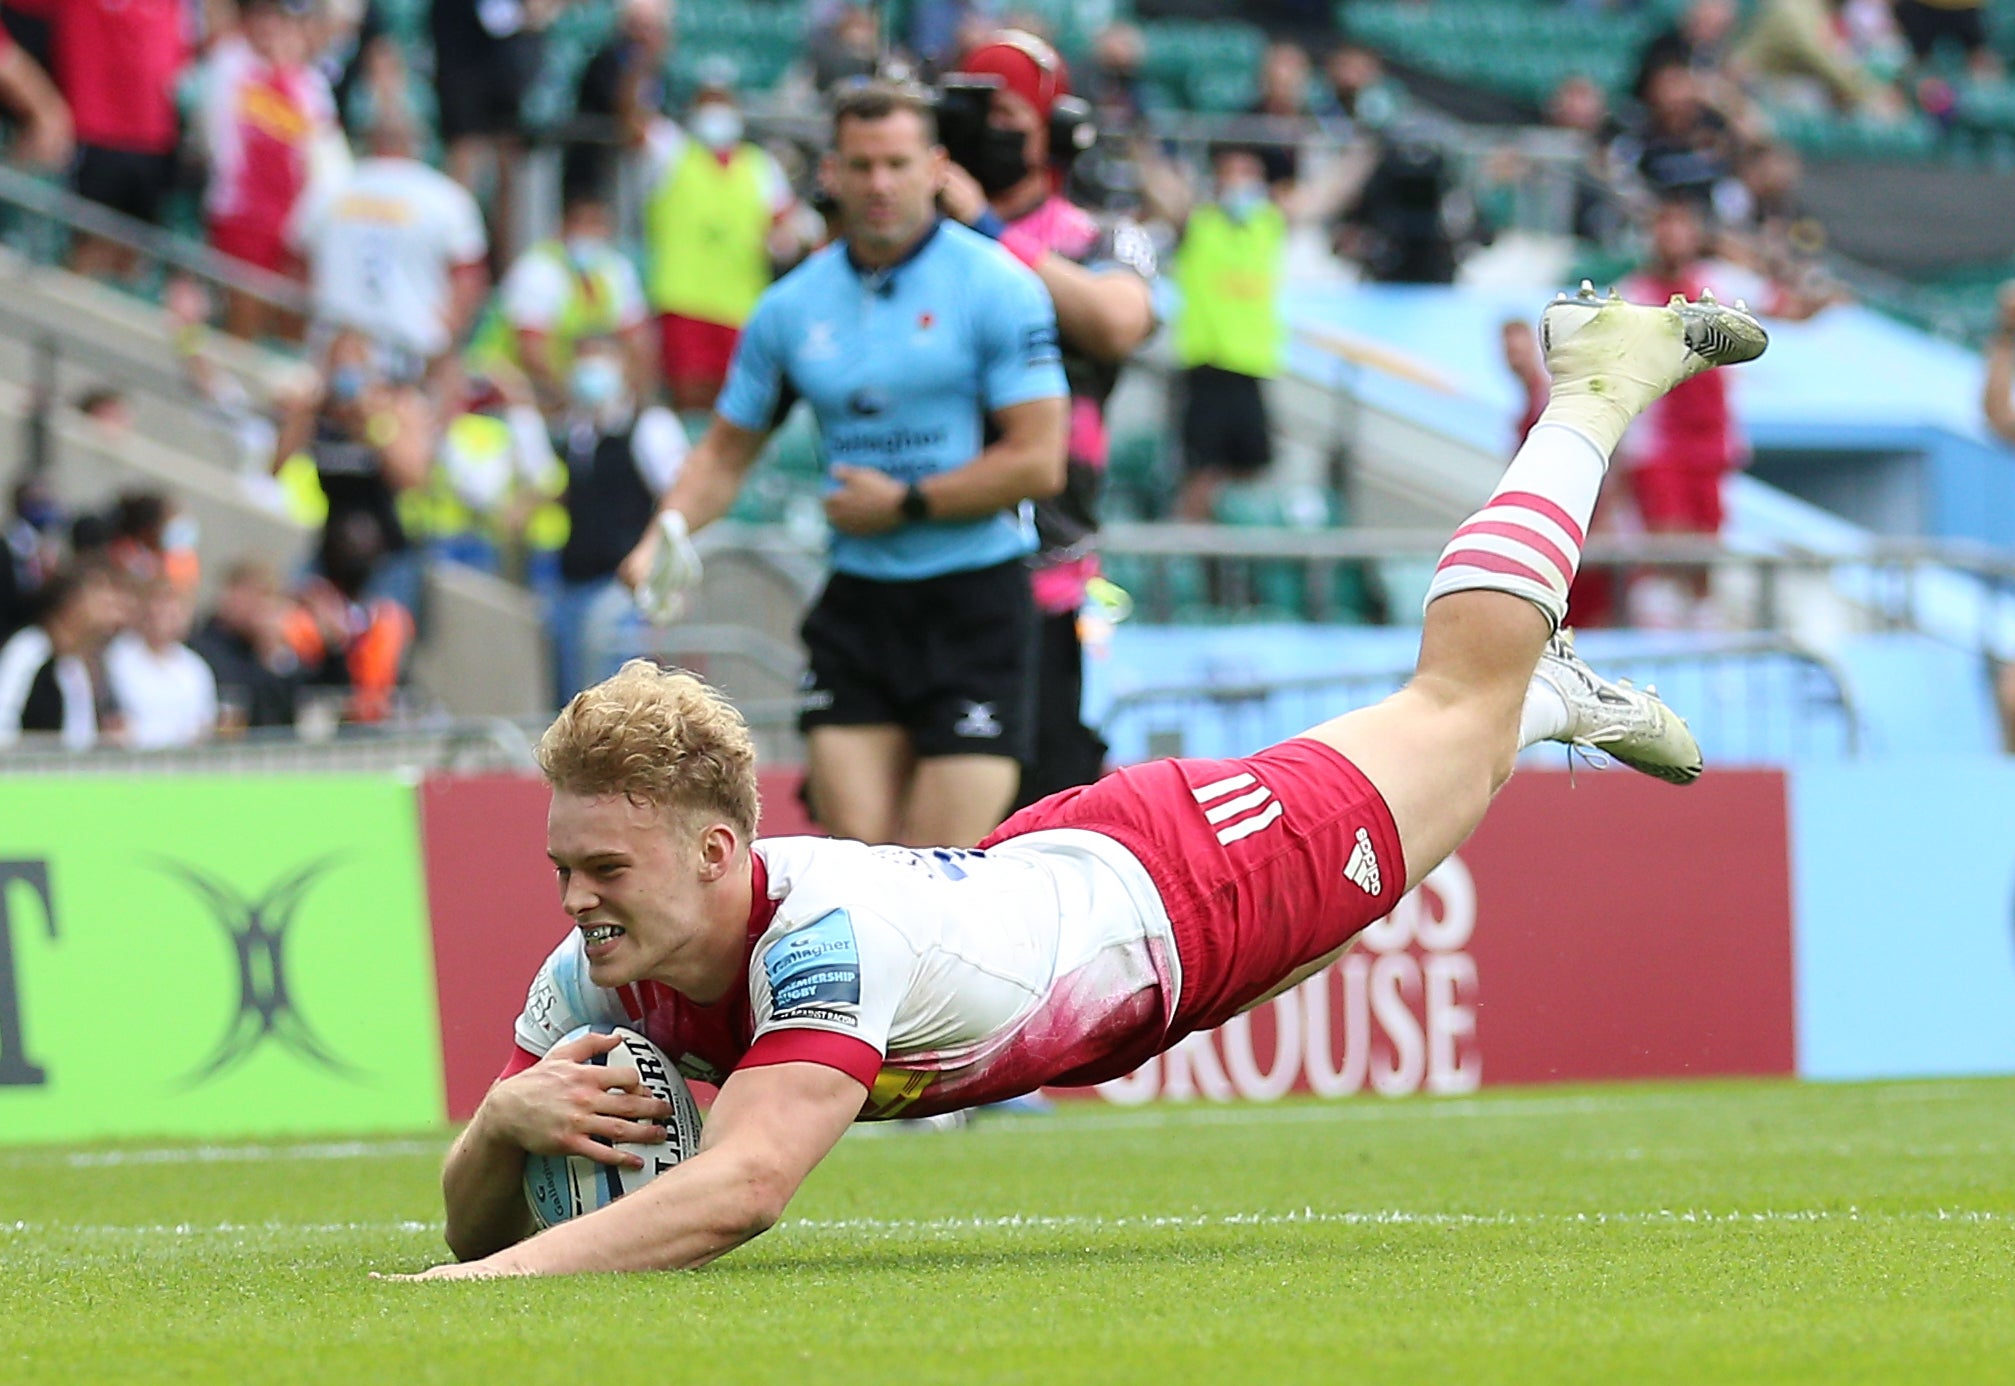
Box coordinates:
[408,1060,865,1280]
[440,1031,676,1263]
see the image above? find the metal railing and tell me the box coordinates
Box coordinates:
[1099,633,1861,769]
[0,163,308,318]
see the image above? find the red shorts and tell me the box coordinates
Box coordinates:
[1631,466,1726,535]
[208,217,299,278]
[658,313,740,391]
[984,738,1406,1042]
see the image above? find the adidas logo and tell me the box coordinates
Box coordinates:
[1343,827,1383,897]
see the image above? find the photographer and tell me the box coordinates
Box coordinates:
[935,31,1158,806]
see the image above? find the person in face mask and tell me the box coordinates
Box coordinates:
[545,336,692,706]
[936,30,1159,812]
[1170,145,1288,523]
[642,68,805,413]
[476,173,653,419]
[272,328,434,618]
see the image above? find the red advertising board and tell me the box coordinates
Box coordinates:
[419,769,820,1119]
[1086,769,1795,1104]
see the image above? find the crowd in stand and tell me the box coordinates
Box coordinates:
[0,0,1993,745]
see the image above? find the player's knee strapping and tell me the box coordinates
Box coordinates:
[1423,421,1605,630]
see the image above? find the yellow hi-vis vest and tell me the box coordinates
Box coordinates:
[645,140,773,328]
[1171,202,1287,379]
[469,240,635,377]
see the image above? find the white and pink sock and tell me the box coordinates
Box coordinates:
[1422,421,1608,631]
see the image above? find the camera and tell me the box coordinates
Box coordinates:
[935,75,1097,196]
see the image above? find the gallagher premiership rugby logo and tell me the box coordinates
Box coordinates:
[157,857,361,1085]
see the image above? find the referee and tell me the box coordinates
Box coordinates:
[620,82,1069,848]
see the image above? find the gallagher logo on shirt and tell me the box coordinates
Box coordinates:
[764,910,862,1026]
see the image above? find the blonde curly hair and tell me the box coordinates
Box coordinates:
[536,660,761,839]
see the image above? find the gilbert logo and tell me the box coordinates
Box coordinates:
[954,702,1003,739]
[157,858,360,1085]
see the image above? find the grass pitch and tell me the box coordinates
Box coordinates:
[4,1077,2012,1385]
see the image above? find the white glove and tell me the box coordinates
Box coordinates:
[634,510,703,625]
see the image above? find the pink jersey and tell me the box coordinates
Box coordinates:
[1008,196,1157,614]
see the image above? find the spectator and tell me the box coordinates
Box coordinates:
[104,489,200,591]
[1082,23,1154,136]
[13,0,189,282]
[1894,0,1999,78]
[202,0,341,342]
[1246,40,1316,190]
[546,334,689,706]
[285,519,416,723]
[1318,43,1400,133]
[1,477,63,641]
[311,0,405,134]
[405,367,566,579]
[1171,145,1285,522]
[430,0,549,266]
[74,386,134,436]
[939,29,1160,807]
[189,558,304,729]
[1636,0,1743,97]
[809,5,881,98]
[272,329,433,617]
[1336,134,1486,284]
[569,0,674,190]
[1613,58,1738,208]
[1547,75,1629,246]
[105,575,219,748]
[1618,195,1834,626]
[0,20,70,169]
[1734,0,1906,117]
[0,560,129,749]
[476,175,653,417]
[291,105,489,374]
[642,75,801,412]
[619,82,1070,847]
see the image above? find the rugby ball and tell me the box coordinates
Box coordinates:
[523,1024,704,1230]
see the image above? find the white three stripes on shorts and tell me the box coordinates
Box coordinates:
[1192,772,1284,846]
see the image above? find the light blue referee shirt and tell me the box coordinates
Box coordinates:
[716,219,1068,581]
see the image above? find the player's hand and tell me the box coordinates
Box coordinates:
[374,1258,525,1282]
[1997,280,2015,336]
[480,1030,674,1168]
[824,464,905,536]
[938,164,989,226]
[620,509,703,624]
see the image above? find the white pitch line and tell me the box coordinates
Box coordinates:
[1,1209,2005,1240]
[0,1138,446,1171]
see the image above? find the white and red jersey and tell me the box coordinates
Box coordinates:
[1617,262,1774,475]
[507,832,1179,1119]
[201,36,336,230]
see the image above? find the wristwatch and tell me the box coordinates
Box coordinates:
[900,482,931,523]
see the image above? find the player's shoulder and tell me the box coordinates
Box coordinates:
[748,244,845,324]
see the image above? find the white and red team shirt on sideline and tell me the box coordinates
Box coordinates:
[201,36,336,228]
[1617,262,1776,475]
[505,832,1179,1119]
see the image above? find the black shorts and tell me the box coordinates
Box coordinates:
[1015,607,1108,809]
[71,145,176,226]
[434,36,543,142]
[799,558,1037,761]
[1181,365,1273,477]
[1893,0,1985,58]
